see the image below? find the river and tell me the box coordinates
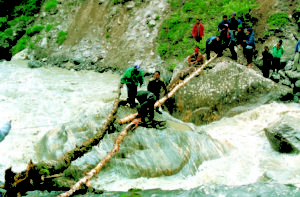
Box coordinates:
[1,60,300,196]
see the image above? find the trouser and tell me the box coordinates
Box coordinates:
[262,62,271,78]
[137,103,154,122]
[126,84,137,107]
[293,53,300,71]
[272,57,281,71]
[229,44,237,60]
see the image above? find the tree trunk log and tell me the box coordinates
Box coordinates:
[57,121,139,197]
[118,55,217,124]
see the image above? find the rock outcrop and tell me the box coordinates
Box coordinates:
[264,115,300,153]
[167,57,292,125]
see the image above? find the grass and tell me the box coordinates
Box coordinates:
[26,25,44,36]
[267,12,290,29]
[46,24,53,32]
[44,0,58,12]
[56,30,68,45]
[157,0,258,64]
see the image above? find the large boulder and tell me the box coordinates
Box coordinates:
[167,57,292,125]
[264,115,300,153]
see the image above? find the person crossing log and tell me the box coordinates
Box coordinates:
[118,55,218,124]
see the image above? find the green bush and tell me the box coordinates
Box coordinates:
[267,12,289,29]
[56,30,68,45]
[45,24,53,32]
[157,0,258,61]
[11,36,29,55]
[26,25,44,36]
[44,0,58,11]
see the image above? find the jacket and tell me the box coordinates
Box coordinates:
[272,45,285,58]
[120,66,144,86]
[246,32,255,49]
[192,23,204,38]
[218,20,230,31]
[147,77,167,96]
[295,40,300,53]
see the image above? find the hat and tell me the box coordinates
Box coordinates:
[238,24,243,29]
[194,48,199,52]
[232,12,236,16]
[134,65,140,69]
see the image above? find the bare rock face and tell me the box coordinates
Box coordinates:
[167,57,292,125]
[264,115,300,153]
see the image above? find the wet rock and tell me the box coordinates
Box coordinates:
[126,1,135,10]
[264,116,300,153]
[11,49,29,60]
[295,80,300,88]
[100,119,227,178]
[285,70,300,79]
[28,60,43,68]
[168,57,292,125]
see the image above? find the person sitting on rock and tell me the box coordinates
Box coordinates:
[192,18,204,43]
[206,36,222,60]
[147,71,167,114]
[262,46,273,78]
[136,91,156,123]
[120,65,144,108]
[187,47,204,66]
[243,28,255,68]
[293,39,300,72]
[272,40,285,72]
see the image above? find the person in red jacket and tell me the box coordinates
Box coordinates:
[192,19,204,43]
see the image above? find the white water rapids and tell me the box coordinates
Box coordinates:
[1,60,300,193]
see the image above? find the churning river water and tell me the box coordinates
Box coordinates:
[1,60,300,196]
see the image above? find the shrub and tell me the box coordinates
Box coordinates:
[56,30,68,45]
[11,36,29,55]
[44,0,58,11]
[267,12,290,29]
[26,25,44,36]
[45,24,53,32]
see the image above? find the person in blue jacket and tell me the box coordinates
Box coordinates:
[206,36,222,60]
[293,39,300,71]
[218,15,230,32]
[243,28,255,68]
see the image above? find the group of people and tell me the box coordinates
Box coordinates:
[192,13,256,68]
[120,65,167,123]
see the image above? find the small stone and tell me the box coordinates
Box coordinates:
[28,60,43,68]
[295,80,300,88]
[126,1,135,10]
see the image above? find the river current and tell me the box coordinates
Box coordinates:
[1,60,300,196]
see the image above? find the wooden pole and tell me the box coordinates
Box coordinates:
[57,121,139,197]
[118,55,217,124]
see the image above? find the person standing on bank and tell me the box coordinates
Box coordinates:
[229,12,239,32]
[293,39,300,72]
[272,40,285,72]
[120,65,144,108]
[243,28,255,68]
[192,19,204,43]
[147,71,167,114]
[206,36,222,60]
[262,46,273,78]
[218,15,230,32]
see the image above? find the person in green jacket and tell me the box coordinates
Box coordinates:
[120,65,144,108]
[272,40,285,72]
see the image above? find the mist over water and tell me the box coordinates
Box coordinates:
[1,60,300,196]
